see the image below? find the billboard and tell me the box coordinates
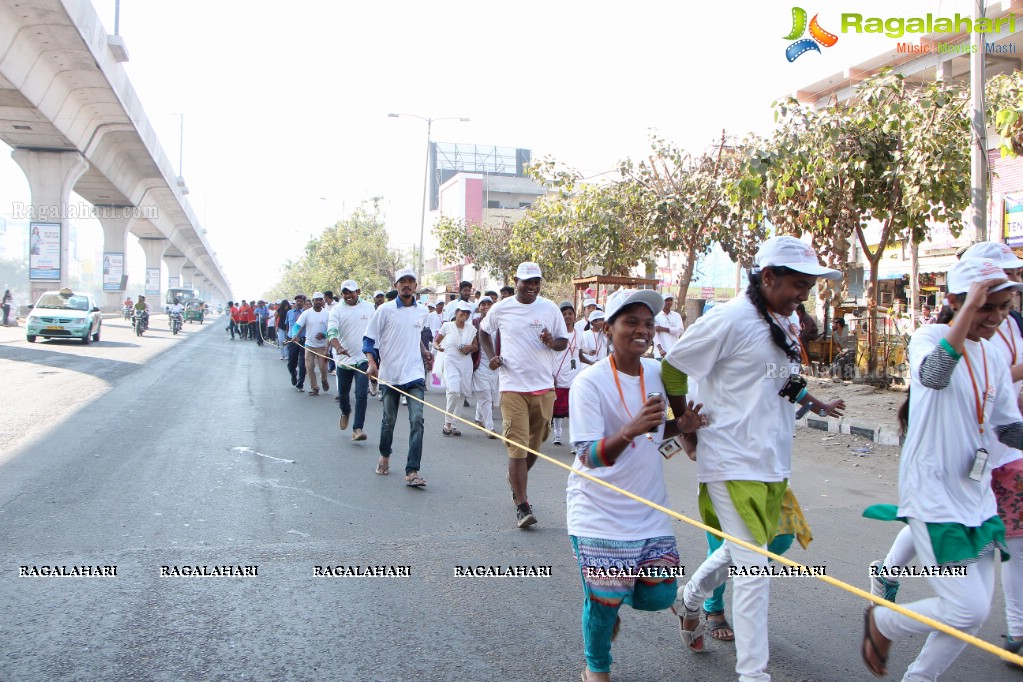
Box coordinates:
[1006,194,1023,247]
[145,268,161,297]
[29,222,61,280]
[103,252,124,291]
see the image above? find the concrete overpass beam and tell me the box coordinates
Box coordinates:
[137,237,168,306]
[11,149,89,303]
[98,215,135,311]
[164,255,186,291]
[180,264,196,288]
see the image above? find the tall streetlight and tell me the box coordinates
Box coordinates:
[388,113,470,279]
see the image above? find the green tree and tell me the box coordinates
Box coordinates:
[432,215,522,284]
[265,198,408,301]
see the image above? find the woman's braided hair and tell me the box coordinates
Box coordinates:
[746,267,802,363]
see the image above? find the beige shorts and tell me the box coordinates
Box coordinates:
[500,390,555,459]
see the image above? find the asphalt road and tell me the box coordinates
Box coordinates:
[0,316,1019,681]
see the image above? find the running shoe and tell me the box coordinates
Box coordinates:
[868,560,900,602]
[516,503,537,529]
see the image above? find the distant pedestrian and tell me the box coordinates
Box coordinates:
[472,296,499,437]
[552,300,582,446]
[653,293,684,360]
[275,300,290,358]
[364,268,433,486]
[2,289,12,326]
[293,293,330,396]
[285,295,307,390]
[434,301,478,436]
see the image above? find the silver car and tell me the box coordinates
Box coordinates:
[26,289,102,344]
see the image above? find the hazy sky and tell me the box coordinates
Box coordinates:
[0,0,965,297]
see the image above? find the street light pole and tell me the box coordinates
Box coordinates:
[388,113,470,280]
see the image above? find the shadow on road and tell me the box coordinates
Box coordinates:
[0,344,140,382]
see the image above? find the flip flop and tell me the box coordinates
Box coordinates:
[861,606,890,677]
[705,610,734,641]
[375,462,389,475]
[405,472,427,487]
[308,389,319,396]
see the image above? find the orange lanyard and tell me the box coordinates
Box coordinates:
[996,324,1018,366]
[770,312,809,366]
[610,356,649,444]
[961,343,989,436]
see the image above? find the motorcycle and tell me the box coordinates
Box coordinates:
[170,311,183,335]
[133,310,148,336]
[122,306,132,321]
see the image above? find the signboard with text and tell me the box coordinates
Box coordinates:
[29,222,61,280]
[102,252,124,291]
[145,268,160,297]
[1006,194,1023,247]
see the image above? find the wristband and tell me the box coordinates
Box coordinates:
[796,387,808,402]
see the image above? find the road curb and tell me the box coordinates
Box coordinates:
[797,415,902,446]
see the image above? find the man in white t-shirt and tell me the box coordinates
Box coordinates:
[292,292,331,396]
[653,293,684,359]
[328,280,375,442]
[480,262,569,529]
[364,268,433,486]
[444,280,476,322]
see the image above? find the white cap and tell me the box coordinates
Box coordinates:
[663,293,675,300]
[583,297,597,308]
[340,279,360,292]
[312,291,325,299]
[479,296,494,304]
[604,289,664,323]
[948,257,1023,295]
[961,241,1023,270]
[588,310,605,322]
[373,290,385,297]
[515,262,543,280]
[455,301,474,313]
[753,236,841,280]
[394,268,417,283]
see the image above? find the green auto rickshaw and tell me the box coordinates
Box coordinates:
[184,300,205,324]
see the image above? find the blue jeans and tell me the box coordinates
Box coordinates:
[287,339,306,388]
[337,362,369,430]
[379,381,425,475]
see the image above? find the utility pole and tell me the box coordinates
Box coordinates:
[970,0,988,241]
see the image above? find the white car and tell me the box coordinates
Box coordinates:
[26,288,102,344]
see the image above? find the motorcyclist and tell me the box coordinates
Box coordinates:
[123,296,134,320]
[133,295,151,330]
[167,298,184,331]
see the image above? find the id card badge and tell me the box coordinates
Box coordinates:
[968,448,989,482]
[571,359,576,370]
[659,436,683,460]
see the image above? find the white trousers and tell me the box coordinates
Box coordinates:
[1004,536,1023,637]
[444,390,465,427]
[473,367,499,430]
[681,481,771,682]
[874,518,996,681]
[883,525,917,569]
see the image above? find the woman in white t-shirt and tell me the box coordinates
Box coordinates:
[472,297,499,437]
[568,289,704,682]
[434,301,478,436]
[861,257,1023,678]
[663,236,845,677]
[552,300,582,446]
[580,311,608,365]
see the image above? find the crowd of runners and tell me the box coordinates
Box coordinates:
[231,236,1023,681]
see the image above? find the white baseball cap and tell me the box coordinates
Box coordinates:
[948,257,1023,295]
[394,268,417,283]
[604,289,664,323]
[663,293,676,300]
[515,262,543,280]
[312,291,325,300]
[340,279,360,292]
[479,296,494,304]
[753,236,841,280]
[960,241,1023,270]
[582,297,597,308]
[588,310,606,322]
[455,301,474,313]
[373,290,385,297]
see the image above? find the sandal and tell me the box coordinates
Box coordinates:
[705,610,734,641]
[405,472,427,487]
[861,606,890,677]
[442,426,453,436]
[374,460,389,476]
[308,389,319,396]
[674,604,707,653]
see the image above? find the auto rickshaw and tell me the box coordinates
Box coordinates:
[184,300,205,324]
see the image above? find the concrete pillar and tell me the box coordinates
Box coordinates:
[194,273,207,301]
[137,238,168,307]
[12,149,89,303]
[180,263,196,288]
[164,255,186,291]
[98,215,134,311]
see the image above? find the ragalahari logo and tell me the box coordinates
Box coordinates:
[784,7,838,62]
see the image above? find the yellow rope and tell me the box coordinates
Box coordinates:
[283,338,1023,667]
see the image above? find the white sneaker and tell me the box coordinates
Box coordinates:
[868,560,900,602]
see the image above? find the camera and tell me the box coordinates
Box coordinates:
[778,375,807,403]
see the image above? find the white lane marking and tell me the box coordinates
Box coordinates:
[231,446,296,463]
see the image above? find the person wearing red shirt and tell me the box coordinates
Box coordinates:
[229,300,242,340]
[239,300,255,340]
